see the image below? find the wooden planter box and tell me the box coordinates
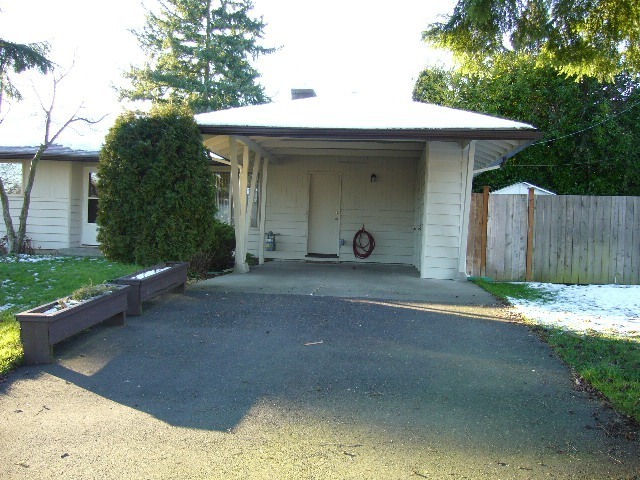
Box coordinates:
[116,261,189,316]
[16,284,130,364]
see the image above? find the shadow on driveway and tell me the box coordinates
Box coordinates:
[1,265,639,478]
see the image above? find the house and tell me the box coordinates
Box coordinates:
[196,94,541,280]
[1,95,541,280]
[492,181,556,195]
[0,145,101,249]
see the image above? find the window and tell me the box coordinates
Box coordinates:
[247,173,260,228]
[0,161,23,194]
[213,170,260,228]
[87,172,99,224]
[214,171,231,223]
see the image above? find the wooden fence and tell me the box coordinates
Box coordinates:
[466,191,640,284]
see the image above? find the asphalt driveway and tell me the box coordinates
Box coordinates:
[1,262,638,479]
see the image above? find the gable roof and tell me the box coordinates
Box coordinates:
[196,95,541,171]
[493,182,556,195]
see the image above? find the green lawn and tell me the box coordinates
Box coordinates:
[474,279,640,426]
[0,255,139,375]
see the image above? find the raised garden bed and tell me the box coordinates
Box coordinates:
[16,284,130,364]
[116,261,189,316]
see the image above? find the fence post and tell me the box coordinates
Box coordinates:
[526,187,535,281]
[480,186,490,276]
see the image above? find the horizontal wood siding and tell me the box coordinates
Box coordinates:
[254,156,417,264]
[0,161,72,250]
[69,163,83,247]
[421,142,465,280]
[413,146,426,269]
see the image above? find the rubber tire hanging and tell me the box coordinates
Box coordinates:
[353,225,375,259]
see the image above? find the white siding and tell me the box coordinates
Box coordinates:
[421,142,466,280]
[413,144,427,269]
[250,155,417,264]
[69,163,83,247]
[0,160,73,250]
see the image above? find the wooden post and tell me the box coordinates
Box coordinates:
[480,185,490,276]
[258,160,269,265]
[526,187,535,281]
[458,141,476,278]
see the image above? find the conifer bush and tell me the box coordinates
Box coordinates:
[97,106,217,266]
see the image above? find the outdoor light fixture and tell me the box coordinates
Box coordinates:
[370,173,377,183]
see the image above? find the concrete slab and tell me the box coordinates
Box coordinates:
[193,261,497,306]
[54,247,104,257]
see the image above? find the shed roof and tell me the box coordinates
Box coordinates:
[196,95,541,171]
[492,182,556,195]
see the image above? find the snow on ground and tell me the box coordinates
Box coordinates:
[508,283,640,338]
[0,254,68,263]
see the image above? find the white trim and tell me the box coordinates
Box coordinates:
[458,140,476,276]
[258,160,269,264]
[420,142,430,278]
[81,166,99,246]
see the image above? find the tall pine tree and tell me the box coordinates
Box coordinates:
[424,0,640,81]
[120,0,273,113]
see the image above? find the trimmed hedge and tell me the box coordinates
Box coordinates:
[97,106,217,266]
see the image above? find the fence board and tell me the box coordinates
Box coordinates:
[632,198,640,284]
[466,193,483,276]
[608,197,620,283]
[515,194,528,281]
[467,194,640,285]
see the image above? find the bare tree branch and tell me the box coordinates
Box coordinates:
[2,64,106,253]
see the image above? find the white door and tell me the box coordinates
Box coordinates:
[81,168,99,245]
[307,173,341,256]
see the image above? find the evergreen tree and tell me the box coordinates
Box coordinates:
[120,0,273,113]
[424,0,640,81]
[0,39,53,111]
[98,105,217,265]
[413,55,640,195]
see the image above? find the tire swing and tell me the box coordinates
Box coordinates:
[353,225,375,259]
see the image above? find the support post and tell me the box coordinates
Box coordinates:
[457,141,476,279]
[526,187,535,281]
[230,137,248,273]
[258,160,269,265]
[481,185,490,276]
[234,145,250,273]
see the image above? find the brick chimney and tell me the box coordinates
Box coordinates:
[291,88,316,100]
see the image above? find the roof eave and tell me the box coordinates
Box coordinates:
[198,125,542,142]
[0,152,100,162]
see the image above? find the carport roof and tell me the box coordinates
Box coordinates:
[196,95,542,171]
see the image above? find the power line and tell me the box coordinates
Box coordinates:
[529,98,640,147]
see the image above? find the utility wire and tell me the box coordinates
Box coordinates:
[529,98,640,147]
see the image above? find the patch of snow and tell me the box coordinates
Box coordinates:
[132,267,171,280]
[43,299,81,315]
[195,94,536,131]
[0,254,67,263]
[508,283,640,338]
[0,303,15,312]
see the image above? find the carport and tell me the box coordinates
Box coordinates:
[196,94,541,280]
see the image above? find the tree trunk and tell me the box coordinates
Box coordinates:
[0,176,17,251]
[14,144,46,253]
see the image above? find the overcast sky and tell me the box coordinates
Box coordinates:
[0,0,455,148]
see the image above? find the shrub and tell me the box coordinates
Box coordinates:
[189,220,235,276]
[97,105,217,266]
